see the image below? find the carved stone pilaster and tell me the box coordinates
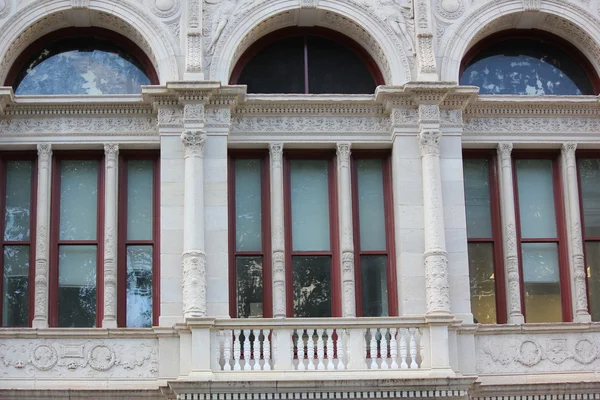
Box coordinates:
[337,142,355,317]
[497,142,524,324]
[341,251,356,317]
[270,143,286,318]
[186,32,202,73]
[33,144,52,328]
[181,130,207,158]
[272,250,286,318]
[182,250,207,318]
[102,143,119,328]
[562,142,591,322]
[424,250,450,313]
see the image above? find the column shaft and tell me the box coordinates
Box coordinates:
[337,143,356,317]
[269,143,286,318]
[102,143,119,328]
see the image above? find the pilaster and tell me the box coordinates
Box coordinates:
[185,0,204,80]
[414,0,438,81]
[270,142,286,318]
[102,143,119,328]
[497,142,525,324]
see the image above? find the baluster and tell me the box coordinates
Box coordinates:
[316,329,326,370]
[380,329,389,369]
[409,328,418,369]
[336,330,345,370]
[326,329,335,370]
[369,328,378,369]
[243,329,252,371]
[233,329,242,371]
[253,330,262,371]
[263,330,271,371]
[307,329,316,370]
[389,328,399,369]
[297,330,306,371]
[223,330,232,371]
[399,328,408,369]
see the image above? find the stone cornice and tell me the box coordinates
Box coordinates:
[465,96,600,118]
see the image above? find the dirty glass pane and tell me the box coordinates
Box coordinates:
[59,160,98,241]
[58,245,97,327]
[15,39,150,95]
[235,159,262,252]
[236,256,263,318]
[357,159,386,251]
[361,255,388,317]
[585,241,600,321]
[127,245,153,328]
[127,160,153,241]
[2,245,29,327]
[522,242,562,323]
[579,159,600,238]
[290,160,330,251]
[293,256,331,317]
[463,158,493,239]
[460,39,594,95]
[4,161,32,241]
[468,243,497,324]
[516,159,557,239]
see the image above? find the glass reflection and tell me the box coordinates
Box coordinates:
[585,242,600,321]
[463,158,492,239]
[522,242,562,323]
[361,255,388,317]
[4,161,32,242]
[579,159,600,238]
[2,245,29,327]
[293,256,331,317]
[235,160,262,252]
[127,160,153,241]
[236,256,263,318]
[516,159,557,239]
[59,160,98,241]
[468,243,496,324]
[127,245,153,328]
[58,245,97,327]
[357,159,386,251]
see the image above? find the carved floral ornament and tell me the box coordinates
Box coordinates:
[0,0,12,20]
[181,130,207,157]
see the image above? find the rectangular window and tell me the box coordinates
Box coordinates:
[462,153,505,324]
[118,153,160,327]
[228,153,271,318]
[514,156,570,322]
[50,156,103,328]
[285,154,339,317]
[351,153,396,317]
[0,156,36,327]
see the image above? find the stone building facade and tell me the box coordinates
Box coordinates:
[0,0,600,399]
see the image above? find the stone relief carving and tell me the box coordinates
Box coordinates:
[181,130,207,157]
[71,0,90,9]
[205,107,231,128]
[359,0,414,52]
[435,0,465,20]
[0,0,12,20]
[204,0,259,54]
[465,117,600,135]
[424,252,451,313]
[418,130,442,156]
[522,0,541,11]
[0,339,158,378]
[184,103,206,123]
[182,250,207,318]
[231,116,391,134]
[147,0,181,18]
[158,107,184,127]
[0,117,158,136]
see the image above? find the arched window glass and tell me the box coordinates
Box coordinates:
[7,29,157,95]
[230,28,383,94]
[460,31,598,95]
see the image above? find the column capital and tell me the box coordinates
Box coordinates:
[181,130,207,157]
[37,143,52,164]
[562,142,577,166]
[497,142,513,161]
[103,143,119,162]
[419,130,442,156]
[269,142,283,168]
[336,143,351,167]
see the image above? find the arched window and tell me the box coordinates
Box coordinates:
[230,28,384,94]
[460,30,599,95]
[6,28,158,95]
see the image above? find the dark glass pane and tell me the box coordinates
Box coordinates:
[127,160,153,241]
[2,245,29,327]
[460,38,594,95]
[360,255,388,317]
[15,38,150,95]
[59,160,98,241]
[127,245,153,328]
[522,242,562,323]
[4,161,32,241]
[237,36,305,94]
[463,158,493,239]
[236,256,263,318]
[307,36,376,94]
[585,241,600,321]
[468,243,497,324]
[235,159,262,252]
[58,245,96,327]
[356,159,386,251]
[579,159,600,237]
[293,256,331,317]
[516,159,557,239]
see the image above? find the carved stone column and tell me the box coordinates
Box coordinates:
[181,103,208,319]
[497,142,525,324]
[562,142,591,322]
[32,144,52,328]
[337,143,356,317]
[269,143,286,318]
[102,143,119,328]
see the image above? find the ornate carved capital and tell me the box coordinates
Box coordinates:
[37,144,52,166]
[103,143,119,165]
[336,143,351,168]
[562,142,577,167]
[497,142,513,164]
[419,130,442,156]
[269,142,283,169]
[181,130,207,157]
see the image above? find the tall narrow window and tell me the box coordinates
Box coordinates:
[0,157,36,327]
[285,156,338,317]
[228,153,271,318]
[514,157,569,322]
[352,154,396,317]
[118,154,159,327]
[50,156,103,327]
[577,157,600,320]
[463,154,505,324]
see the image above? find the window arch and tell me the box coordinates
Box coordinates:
[5,28,158,95]
[459,30,600,96]
[230,28,384,94]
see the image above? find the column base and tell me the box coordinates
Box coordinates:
[32,318,48,329]
[102,318,118,329]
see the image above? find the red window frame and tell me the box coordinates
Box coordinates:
[117,151,161,327]
[0,153,37,327]
[283,151,341,317]
[512,151,572,322]
[462,150,507,324]
[227,150,272,318]
[350,150,398,317]
[49,152,105,328]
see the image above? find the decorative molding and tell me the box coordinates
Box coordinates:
[231,116,391,135]
[189,0,200,28]
[182,250,207,318]
[186,32,203,73]
[416,34,437,75]
[71,0,89,9]
[419,104,441,124]
[175,389,469,400]
[418,130,442,157]
[147,0,181,18]
[183,103,205,123]
[158,107,184,127]
[205,107,231,129]
[0,0,12,20]
[523,0,541,11]
[435,0,465,20]
[234,103,386,116]
[465,102,600,118]
[464,117,600,135]
[181,130,207,157]
[299,0,317,8]
[0,117,158,136]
